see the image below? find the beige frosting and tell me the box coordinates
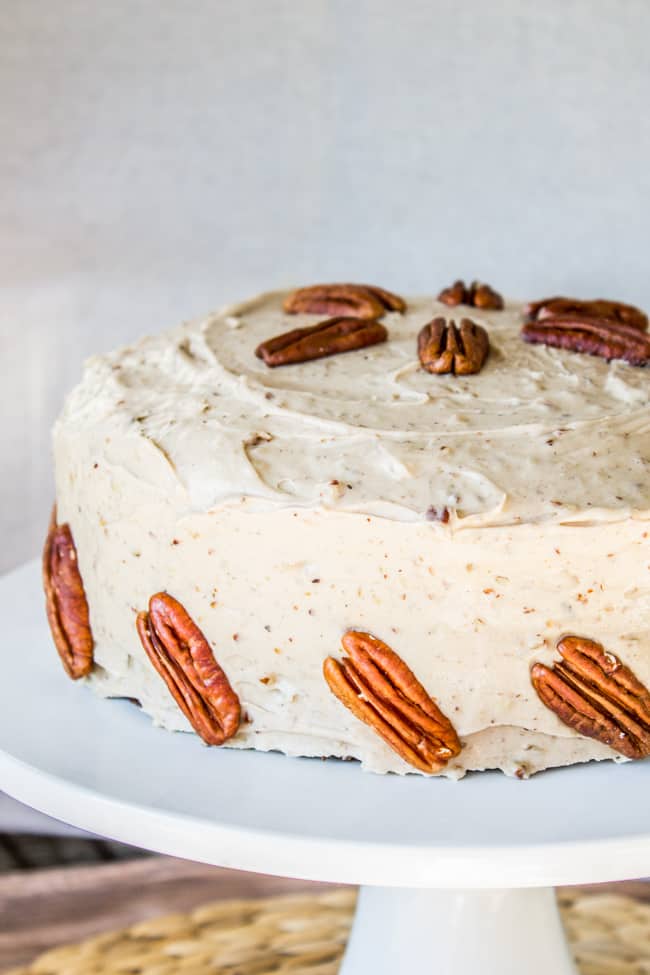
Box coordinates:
[52,290,650,776]
[57,291,650,526]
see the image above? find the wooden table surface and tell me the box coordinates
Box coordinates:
[0,855,333,971]
[1,852,649,972]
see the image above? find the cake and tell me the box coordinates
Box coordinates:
[43,281,650,778]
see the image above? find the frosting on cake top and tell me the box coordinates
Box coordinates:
[57,290,650,527]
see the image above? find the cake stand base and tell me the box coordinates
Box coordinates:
[340,885,576,974]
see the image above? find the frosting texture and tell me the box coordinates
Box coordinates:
[52,289,650,777]
[58,291,650,527]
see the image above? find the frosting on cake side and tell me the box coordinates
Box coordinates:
[51,289,650,776]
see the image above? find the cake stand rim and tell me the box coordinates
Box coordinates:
[2,745,650,888]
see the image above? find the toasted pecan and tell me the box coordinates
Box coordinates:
[324,630,461,772]
[525,296,648,331]
[136,593,240,745]
[531,635,650,759]
[42,506,94,679]
[522,315,650,366]
[418,316,490,375]
[284,283,405,318]
[437,280,503,310]
[256,316,387,367]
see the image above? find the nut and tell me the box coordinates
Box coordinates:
[418,316,490,375]
[42,506,94,679]
[437,279,466,307]
[437,280,504,310]
[323,630,461,772]
[531,635,650,759]
[283,283,406,318]
[521,315,650,366]
[256,316,388,367]
[136,593,241,745]
[525,296,648,332]
[425,505,450,523]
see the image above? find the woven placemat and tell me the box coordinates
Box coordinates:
[5,888,650,975]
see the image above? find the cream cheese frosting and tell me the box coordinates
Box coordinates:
[52,289,650,776]
[58,291,650,526]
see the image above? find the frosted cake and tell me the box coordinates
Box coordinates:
[43,281,650,778]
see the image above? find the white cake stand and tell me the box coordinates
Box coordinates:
[2,562,649,974]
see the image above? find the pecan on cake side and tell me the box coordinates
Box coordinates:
[324,630,461,773]
[48,286,650,778]
[42,506,94,679]
[136,593,241,746]
[531,636,650,760]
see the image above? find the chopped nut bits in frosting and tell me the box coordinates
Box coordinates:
[51,288,650,777]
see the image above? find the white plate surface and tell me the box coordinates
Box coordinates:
[1,560,649,888]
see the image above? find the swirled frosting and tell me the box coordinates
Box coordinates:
[59,290,650,527]
[53,288,650,777]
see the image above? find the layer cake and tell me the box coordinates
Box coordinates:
[44,282,650,778]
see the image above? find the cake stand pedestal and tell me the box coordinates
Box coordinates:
[2,562,649,974]
[341,886,576,974]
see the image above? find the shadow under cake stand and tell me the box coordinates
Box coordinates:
[1,561,649,974]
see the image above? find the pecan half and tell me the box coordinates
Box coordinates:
[437,279,466,307]
[531,636,650,759]
[323,630,461,772]
[525,296,648,331]
[256,316,388,367]
[42,506,94,679]
[283,283,406,318]
[437,279,504,310]
[136,593,240,745]
[418,316,490,375]
[522,315,650,366]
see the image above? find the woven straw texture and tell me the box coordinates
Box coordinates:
[6,888,650,975]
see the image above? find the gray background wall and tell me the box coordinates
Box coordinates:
[2,0,649,572]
